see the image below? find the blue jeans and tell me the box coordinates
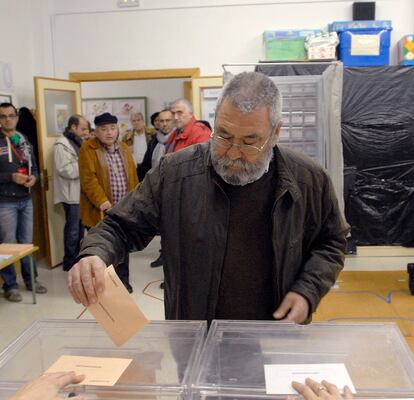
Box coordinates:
[0,199,38,291]
[62,203,84,271]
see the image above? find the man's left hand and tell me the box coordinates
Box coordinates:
[24,175,36,188]
[273,291,309,323]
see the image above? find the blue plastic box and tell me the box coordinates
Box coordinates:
[329,20,392,32]
[338,28,391,66]
[329,21,392,66]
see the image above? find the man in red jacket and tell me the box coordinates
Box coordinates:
[152,99,211,273]
[165,99,211,154]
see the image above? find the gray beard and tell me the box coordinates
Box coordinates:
[211,142,274,186]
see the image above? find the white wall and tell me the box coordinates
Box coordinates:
[51,0,414,78]
[1,0,414,105]
[0,0,38,106]
[81,78,187,118]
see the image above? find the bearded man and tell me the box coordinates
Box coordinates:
[68,72,348,323]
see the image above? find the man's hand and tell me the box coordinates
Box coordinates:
[273,291,309,323]
[99,201,112,212]
[291,378,353,400]
[68,256,106,306]
[23,175,36,188]
[12,172,29,185]
[10,371,85,400]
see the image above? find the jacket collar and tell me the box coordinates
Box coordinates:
[175,117,197,139]
[273,146,301,202]
[87,137,103,149]
[87,137,120,151]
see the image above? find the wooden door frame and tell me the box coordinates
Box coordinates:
[34,77,82,267]
[69,68,200,82]
[191,76,223,120]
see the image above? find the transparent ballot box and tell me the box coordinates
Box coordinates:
[0,319,206,399]
[192,321,414,399]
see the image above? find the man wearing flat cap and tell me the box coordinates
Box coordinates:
[77,112,138,293]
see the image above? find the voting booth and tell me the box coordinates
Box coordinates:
[192,321,414,399]
[0,319,206,399]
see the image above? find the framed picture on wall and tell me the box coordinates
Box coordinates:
[83,96,147,136]
[0,93,13,104]
[54,104,69,135]
[191,77,223,130]
[44,89,76,137]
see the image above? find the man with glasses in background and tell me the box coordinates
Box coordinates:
[68,72,348,323]
[0,103,47,302]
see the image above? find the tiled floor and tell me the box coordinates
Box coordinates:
[0,237,165,352]
[0,239,412,352]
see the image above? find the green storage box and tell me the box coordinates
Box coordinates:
[263,30,319,61]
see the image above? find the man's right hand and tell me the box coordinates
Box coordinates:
[12,172,29,185]
[99,201,112,212]
[68,256,107,306]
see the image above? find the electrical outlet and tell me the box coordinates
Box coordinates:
[117,0,140,8]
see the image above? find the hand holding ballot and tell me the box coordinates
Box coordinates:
[69,263,149,347]
[68,255,107,306]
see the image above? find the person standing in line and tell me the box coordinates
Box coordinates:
[165,98,211,154]
[122,112,152,181]
[150,99,211,270]
[0,102,47,302]
[78,112,138,293]
[140,109,175,271]
[140,109,175,182]
[53,114,90,271]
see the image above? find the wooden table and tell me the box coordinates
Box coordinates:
[0,243,39,304]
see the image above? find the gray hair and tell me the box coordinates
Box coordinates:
[171,98,193,113]
[215,72,282,131]
[131,112,144,120]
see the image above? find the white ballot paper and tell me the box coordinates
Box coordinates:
[264,363,356,395]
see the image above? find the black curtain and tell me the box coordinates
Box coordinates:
[342,66,414,245]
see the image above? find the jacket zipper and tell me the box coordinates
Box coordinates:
[271,188,288,313]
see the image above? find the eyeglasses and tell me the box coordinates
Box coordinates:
[210,131,271,156]
[0,114,17,120]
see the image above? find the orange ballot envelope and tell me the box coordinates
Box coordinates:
[87,265,149,346]
[46,355,132,386]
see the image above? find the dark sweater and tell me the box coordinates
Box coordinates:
[0,131,39,202]
[215,161,277,320]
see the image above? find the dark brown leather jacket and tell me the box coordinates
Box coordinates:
[78,142,349,321]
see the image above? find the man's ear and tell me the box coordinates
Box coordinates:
[271,121,283,147]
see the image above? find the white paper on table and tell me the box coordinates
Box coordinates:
[264,363,356,395]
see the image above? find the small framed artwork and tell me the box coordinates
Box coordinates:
[54,104,69,135]
[0,93,13,104]
[191,77,223,129]
[44,89,75,137]
[83,97,147,136]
